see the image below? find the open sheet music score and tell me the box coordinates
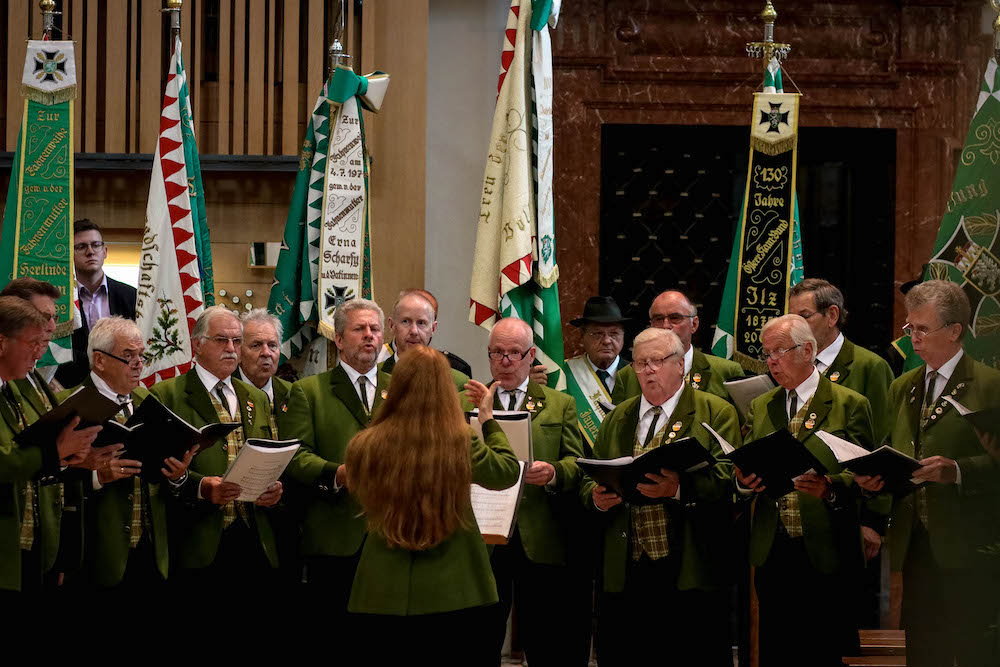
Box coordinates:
[723,374,776,421]
[466,410,533,463]
[222,439,301,502]
[471,461,527,545]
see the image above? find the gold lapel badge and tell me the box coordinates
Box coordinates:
[672,421,682,431]
[935,407,943,415]
[829,371,841,382]
[525,400,536,410]
[805,419,816,430]
[281,404,288,413]
[668,432,677,439]
[381,389,388,400]
[691,373,702,388]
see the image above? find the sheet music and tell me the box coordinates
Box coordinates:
[471,461,526,543]
[815,430,870,463]
[723,375,776,420]
[467,410,533,463]
[222,441,300,502]
[701,421,736,455]
[941,395,972,415]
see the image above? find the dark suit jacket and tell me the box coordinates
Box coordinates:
[56,276,138,388]
[233,367,292,418]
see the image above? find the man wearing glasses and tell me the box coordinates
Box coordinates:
[58,316,194,593]
[613,290,744,405]
[735,314,875,667]
[856,280,1000,667]
[788,279,895,443]
[149,305,281,591]
[465,317,585,665]
[580,328,739,666]
[57,219,138,388]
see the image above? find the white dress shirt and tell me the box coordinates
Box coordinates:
[498,377,530,411]
[786,367,821,418]
[683,346,694,378]
[339,360,378,409]
[587,355,620,394]
[635,383,685,501]
[814,332,845,374]
[195,364,237,418]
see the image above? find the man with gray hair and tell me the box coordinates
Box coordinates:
[235,308,291,417]
[856,280,1000,667]
[789,278,895,443]
[60,316,194,592]
[580,327,739,666]
[280,298,390,614]
[149,305,281,591]
[735,313,876,667]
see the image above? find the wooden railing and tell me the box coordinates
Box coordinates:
[2,0,362,157]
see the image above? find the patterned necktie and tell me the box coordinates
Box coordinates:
[358,376,370,413]
[788,389,798,421]
[117,395,132,420]
[214,381,232,419]
[920,370,939,428]
[596,369,611,394]
[643,406,663,448]
[506,390,518,412]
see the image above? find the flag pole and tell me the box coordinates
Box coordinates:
[745,1,791,76]
[39,0,58,39]
[164,0,182,39]
[328,0,351,75]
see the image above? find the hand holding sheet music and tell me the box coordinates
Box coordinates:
[221,439,300,502]
[471,461,527,544]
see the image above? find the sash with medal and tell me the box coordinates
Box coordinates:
[564,355,613,448]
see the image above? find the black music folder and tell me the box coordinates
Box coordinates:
[14,385,122,448]
[723,429,828,499]
[943,396,1000,435]
[841,445,924,496]
[578,436,718,506]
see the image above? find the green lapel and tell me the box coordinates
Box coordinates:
[689,349,712,391]
[905,369,925,443]
[612,397,643,458]
[664,384,697,441]
[232,378,257,427]
[824,337,855,384]
[924,353,976,433]
[0,383,23,432]
[183,370,222,426]
[378,355,397,375]
[799,376,835,442]
[13,372,51,417]
[330,364,370,427]
[525,381,547,421]
[371,371,389,415]
[766,386,789,433]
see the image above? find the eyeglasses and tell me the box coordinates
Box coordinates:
[632,353,678,373]
[759,344,800,362]
[96,349,145,368]
[584,330,624,342]
[73,241,106,252]
[650,313,695,327]
[488,350,529,362]
[901,322,954,340]
[13,335,48,351]
[207,335,243,347]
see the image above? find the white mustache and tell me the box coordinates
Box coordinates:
[221,353,238,361]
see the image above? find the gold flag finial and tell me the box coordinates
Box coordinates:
[39,0,58,38]
[163,0,182,37]
[747,1,791,72]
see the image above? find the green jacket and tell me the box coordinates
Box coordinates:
[234,368,292,417]
[580,385,739,593]
[613,348,744,406]
[149,370,278,570]
[823,337,895,444]
[0,380,64,590]
[493,380,584,566]
[379,355,473,410]
[279,364,391,557]
[885,353,1000,571]
[348,419,520,615]
[56,380,170,587]
[744,376,874,575]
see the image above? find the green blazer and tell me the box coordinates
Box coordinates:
[0,381,64,591]
[744,376,874,575]
[234,368,292,417]
[885,353,1000,571]
[493,380,584,566]
[149,370,278,570]
[279,364,391,557]
[580,385,739,593]
[56,380,170,587]
[823,336,895,444]
[348,419,520,615]
[613,348,744,406]
[379,355,473,410]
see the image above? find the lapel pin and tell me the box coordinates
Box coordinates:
[930,414,938,420]
[935,406,943,415]
[281,404,288,413]
[525,400,536,410]
[910,396,916,404]
[536,400,544,409]
[809,412,817,420]
[672,421,682,432]
[668,432,677,439]
[805,419,816,430]
[829,371,840,382]
[691,373,702,384]
[380,389,388,400]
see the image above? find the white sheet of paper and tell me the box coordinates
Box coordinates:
[471,461,526,542]
[468,410,533,463]
[701,421,736,455]
[942,395,972,415]
[222,441,300,502]
[814,430,870,463]
[723,375,776,419]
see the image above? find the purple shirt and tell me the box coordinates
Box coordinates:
[78,276,110,327]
